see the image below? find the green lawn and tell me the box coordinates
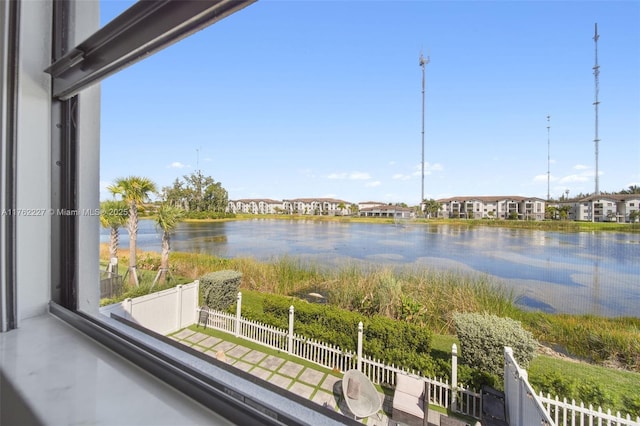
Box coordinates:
[528,355,640,409]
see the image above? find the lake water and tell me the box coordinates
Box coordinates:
[102,219,640,317]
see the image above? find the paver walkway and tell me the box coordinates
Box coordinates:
[171,329,394,425]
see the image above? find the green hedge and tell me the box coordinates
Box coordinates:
[236,291,435,375]
[454,312,537,377]
[200,270,242,311]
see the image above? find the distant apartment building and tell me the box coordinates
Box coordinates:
[437,196,546,220]
[282,198,351,215]
[358,201,388,210]
[559,194,640,222]
[227,199,282,214]
[358,205,414,218]
[227,198,353,216]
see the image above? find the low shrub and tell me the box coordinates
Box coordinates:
[200,270,242,311]
[236,290,434,376]
[454,312,537,377]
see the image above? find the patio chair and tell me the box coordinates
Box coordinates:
[341,369,382,420]
[392,373,430,426]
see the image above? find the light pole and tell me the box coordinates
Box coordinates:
[546,115,551,201]
[419,51,429,216]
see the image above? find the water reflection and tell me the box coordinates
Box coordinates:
[100,219,640,317]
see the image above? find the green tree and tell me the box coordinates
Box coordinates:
[545,205,558,220]
[162,171,228,215]
[108,176,158,286]
[423,199,441,218]
[558,205,571,221]
[152,203,184,287]
[99,200,129,262]
[620,185,640,194]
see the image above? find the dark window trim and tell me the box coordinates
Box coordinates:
[45,0,257,100]
[41,2,362,424]
[50,0,78,310]
[1,0,20,331]
[50,302,357,426]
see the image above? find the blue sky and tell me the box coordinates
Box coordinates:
[99,1,640,204]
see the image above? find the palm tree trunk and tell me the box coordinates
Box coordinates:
[128,201,139,286]
[109,226,119,260]
[159,231,170,283]
[152,231,170,288]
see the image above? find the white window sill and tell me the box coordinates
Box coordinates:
[0,313,232,425]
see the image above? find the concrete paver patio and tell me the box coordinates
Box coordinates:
[171,328,463,425]
[172,329,393,424]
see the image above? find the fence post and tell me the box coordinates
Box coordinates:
[288,305,294,355]
[192,280,199,325]
[451,343,458,412]
[176,284,183,330]
[357,321,363,371]
[235,292,242,337]
[124,298,132,320]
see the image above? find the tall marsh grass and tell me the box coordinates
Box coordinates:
[101,244,639,372]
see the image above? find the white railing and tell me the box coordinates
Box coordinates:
[504,348,639,426]
[504,346,555,426]
[538,394,640,426]
[200,308,235,333]
[196,293,483,419]
[292,334,356,373]
[241,317,288,351]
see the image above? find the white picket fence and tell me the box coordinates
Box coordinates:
[538,394,640,426]
[197,294,638,425]
[197,295,482,419]
[504,347,640,426]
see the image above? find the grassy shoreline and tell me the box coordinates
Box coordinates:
[172,213,640,232]
[101,244,639,371]
[101,245,640,416]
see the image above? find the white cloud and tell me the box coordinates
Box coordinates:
[327,171,372,180]
[411,162,444,177]
[349,172,371,180]
[327,172,347,179]
[393,173,412,181]
[168,161,189,169]
[559,174,590,184]
[365,181,381,188]
[533,174,557,183]
[573,164,589,170]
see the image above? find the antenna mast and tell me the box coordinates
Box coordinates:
[419,50,430,214]
[593,23,601,196]
[547,115,551,201]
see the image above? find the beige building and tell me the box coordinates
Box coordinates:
[437,196,546,220]
[282,198,351,216]
[559,194,640,222]
[227,199,283,214]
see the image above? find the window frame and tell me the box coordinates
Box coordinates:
[25,1,357,424]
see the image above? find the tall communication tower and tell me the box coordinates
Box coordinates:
[419,51,430,213]
[546,115,551,201]
[593,23,601,196]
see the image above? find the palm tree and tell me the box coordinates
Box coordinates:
[423,199,441,219]
[621,185,640,194]
[99,200,129,268]
[107,176,157,286]
[152,203,183,287]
